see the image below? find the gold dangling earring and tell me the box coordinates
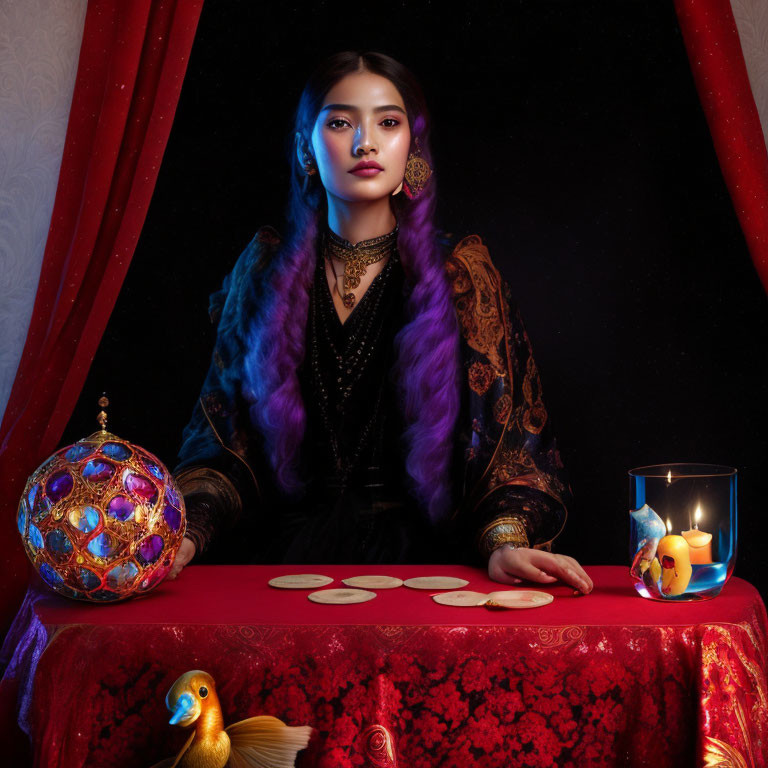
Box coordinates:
[403,136,432,199]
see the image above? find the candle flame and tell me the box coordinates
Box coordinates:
[666,518,672,533]
[694,504,703,528]
[667,470,672,483]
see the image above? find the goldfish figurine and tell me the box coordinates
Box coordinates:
[657,534,693,596]
[150,670,313,768]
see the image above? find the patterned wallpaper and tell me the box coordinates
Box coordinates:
[732,0,768,149]
[0,0,87,424]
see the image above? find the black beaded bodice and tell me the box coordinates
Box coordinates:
[299,222,407,496]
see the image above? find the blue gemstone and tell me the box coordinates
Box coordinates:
[46,471,73,502]
[40,563,64,588]
[165,485,181,508]
[137,535,164,565]
[107,496,135,521]
[87,532,119,559]
[145,462,164,481]
[27,483,40,508]
[102,442,131,461]
[90,589,120,602]
[65,443,93,462]
[46,529,73,558]
[105,561,139,591]
[82,459,115,482]
[78,568,101,591]
[17,503,27,536]
[68,505,100,533]
[31,495,52,523]
[163,503,181,532]
[28,524,44,549]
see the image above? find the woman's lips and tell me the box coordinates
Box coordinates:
[349,167,383,177]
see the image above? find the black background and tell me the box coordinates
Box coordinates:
[63,1,768,598]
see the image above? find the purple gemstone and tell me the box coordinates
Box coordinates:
[123,472,157,504]
[165,485,180,509]
[82,459,115,482]
[107,495,135,521]
[137,535,164,565]
[162,503,181,532]
[46,471,73,502]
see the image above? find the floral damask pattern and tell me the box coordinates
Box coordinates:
[467,361,495,397]
[25,620,766,768]
[444,236,572,551]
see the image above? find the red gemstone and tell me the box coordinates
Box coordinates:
[123,472,157,503]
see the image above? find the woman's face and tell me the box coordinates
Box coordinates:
[308,71,411,202]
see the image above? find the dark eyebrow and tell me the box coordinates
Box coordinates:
[320,103,407,115]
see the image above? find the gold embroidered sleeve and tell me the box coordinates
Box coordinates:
[174,467,243,557]
[477,514,530,560]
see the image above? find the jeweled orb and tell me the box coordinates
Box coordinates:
[18,430,186,603]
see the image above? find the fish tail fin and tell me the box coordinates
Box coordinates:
[226,715,312,768]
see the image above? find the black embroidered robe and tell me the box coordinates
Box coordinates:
[172,226,572,567]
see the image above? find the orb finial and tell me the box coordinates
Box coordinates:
[97,394,109,432]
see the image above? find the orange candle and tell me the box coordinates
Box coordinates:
[682,505,713,564]
[681,529,713,563]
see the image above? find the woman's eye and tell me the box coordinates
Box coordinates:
[327,118,349,129]
[381,118,399,128]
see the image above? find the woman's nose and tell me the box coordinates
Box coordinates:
[354,124,377,155]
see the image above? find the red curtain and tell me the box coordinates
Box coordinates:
[674,0,768,294]
[0,0,204,633]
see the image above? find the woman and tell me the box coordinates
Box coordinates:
[168,51,592,594]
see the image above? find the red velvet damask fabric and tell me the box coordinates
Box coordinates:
[6,566,767,767]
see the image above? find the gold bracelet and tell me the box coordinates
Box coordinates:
[478,515,530,560]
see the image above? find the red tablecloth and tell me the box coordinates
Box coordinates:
[3,565,767,767]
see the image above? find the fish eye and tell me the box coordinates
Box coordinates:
[199,686,208,698]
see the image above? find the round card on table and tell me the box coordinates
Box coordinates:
[308,588,377,604]
[403,576,470,590]
[268,574,334,589]
[342,575,403,589]
[483,590,554,609]
[432,590,489,607]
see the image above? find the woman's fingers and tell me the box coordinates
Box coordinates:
[166,538,196,581]
[499,549,558,584]
[529,551,591,593]
[557,555,594,592]
[489,563,523,585]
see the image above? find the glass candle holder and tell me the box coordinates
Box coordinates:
[628,463,737,601]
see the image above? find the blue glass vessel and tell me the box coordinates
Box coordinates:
[628,463,737,601]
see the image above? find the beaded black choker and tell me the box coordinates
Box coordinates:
[323,223,399,309]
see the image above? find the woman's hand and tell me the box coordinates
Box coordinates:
[167,537,196,580]
[488,545,593,594]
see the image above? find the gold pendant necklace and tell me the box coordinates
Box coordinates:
[323,224,398,309]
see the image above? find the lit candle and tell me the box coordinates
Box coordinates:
[681,505,713,564]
